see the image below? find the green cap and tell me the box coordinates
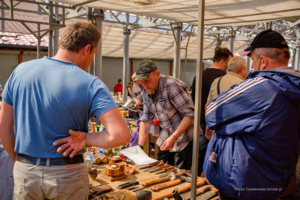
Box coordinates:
[135,60,158,81]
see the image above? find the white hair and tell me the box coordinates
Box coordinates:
[227,56,247,73]
[131,73,136,80]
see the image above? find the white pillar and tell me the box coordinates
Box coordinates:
[94,9,104,80]
[122,13,131,103]
[173,23,182,79]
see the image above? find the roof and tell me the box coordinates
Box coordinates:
[55,0,300,26]
[0,13,247,59]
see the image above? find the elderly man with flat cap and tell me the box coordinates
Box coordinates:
[135,60,196,170]
[203,30,300,200]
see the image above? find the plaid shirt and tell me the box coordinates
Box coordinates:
[140,75,196,152]
[132,83,144,103]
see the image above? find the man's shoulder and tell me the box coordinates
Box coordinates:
[160,75,186,88]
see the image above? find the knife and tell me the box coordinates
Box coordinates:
[149,164,170,173]
[154,166,175,174]
[144,161,166,172]
[159,169,177,178]
[138,160,161,169]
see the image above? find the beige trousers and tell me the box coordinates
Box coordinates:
[13,161,89,200]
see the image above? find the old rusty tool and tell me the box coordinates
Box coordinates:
[144,161,166,172]
[151,179,207,200]
[131,187,144,192]
[138,160,161,169]
[196,188,218,200]
[172,188,183,200]
[159,168,177,178]
[154,166,175,174]
[183,186,211,200]
[149,164,170,173]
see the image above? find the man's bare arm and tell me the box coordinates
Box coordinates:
[0,101,16,161]
[138,121,151,147]
[54,108,131,157]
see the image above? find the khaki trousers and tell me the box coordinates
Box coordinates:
[13,161,89,200]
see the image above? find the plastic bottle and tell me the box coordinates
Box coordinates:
[91,122,96,133]
[85,154,92,170]
[114,147,120,156]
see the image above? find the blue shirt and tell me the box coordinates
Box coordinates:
[2,57,116,158]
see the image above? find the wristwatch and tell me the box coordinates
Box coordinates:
[138,144,144,150]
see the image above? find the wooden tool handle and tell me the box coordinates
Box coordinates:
[164,166,174,170]
[149,160,160,166]
[158,164,170,169]
[151,180,207,200]
[142,176,171,187]
[200,186,211,193]
[151,179,181,192]
[213,189,219,194]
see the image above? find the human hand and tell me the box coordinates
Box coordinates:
[160,135,176,151]
[53,130,87,158]
[205,126,214,140]
[135,100,141,108]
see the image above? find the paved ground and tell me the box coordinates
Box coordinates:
[282,158,300,200]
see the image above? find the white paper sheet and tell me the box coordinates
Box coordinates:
[120,146,157,165]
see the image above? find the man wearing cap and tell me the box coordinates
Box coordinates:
[114,79,123,95]
[203,29,300,200]
[136,60,195,170]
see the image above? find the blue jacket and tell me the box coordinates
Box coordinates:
[203,67,300,200]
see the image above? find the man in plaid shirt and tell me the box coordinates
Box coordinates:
[136,60,195,170]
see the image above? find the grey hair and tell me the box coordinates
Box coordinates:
[227,56,247,73]
[131,73,136,80]
[252,48,290,64]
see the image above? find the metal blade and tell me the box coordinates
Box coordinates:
[138,165,152,170]
[154,169,166,174]
[131,188,144,192]
[149,168,161,173]
[144,166,157,172]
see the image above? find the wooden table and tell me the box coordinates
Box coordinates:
[89,163,218,200]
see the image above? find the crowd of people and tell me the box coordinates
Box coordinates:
[0,20,299,200]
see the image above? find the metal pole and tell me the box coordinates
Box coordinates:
[247,55,251,74]
[122,13,131,103]
[173,23,182,79]
[295,43,300,70]
[53,5,59,55]
[48,1,53,57]
[94,9,104,80]
[295,30,300,70]
[228,27,235,53]
[37,24,40,59]
[1,0,4,31]
[191,0,205,199]
[10,0,13,19]
[217,27,221,47]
